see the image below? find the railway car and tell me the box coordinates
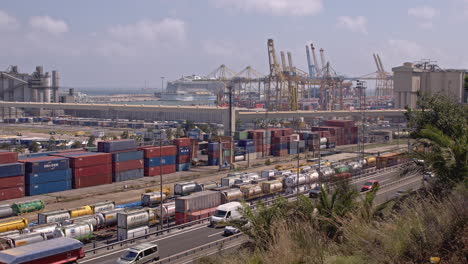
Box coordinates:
[0,218,28,234]
[89,201,115,214]
[69,206,93,218]
[376,152,406,169]
[0,232,47,250]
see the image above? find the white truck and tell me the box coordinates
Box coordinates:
[210,202,242,227]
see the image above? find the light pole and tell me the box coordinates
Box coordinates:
[159,138,163,230]
[161,77,165,92]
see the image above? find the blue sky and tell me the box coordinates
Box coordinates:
[0,0,466,89]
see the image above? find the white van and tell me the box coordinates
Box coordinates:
[117,242,159,264]
[210,202,243,227]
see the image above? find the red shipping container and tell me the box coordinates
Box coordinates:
[0,175,24,188]
[0,152,18,164]
[325,120,355,128]
[191,143,199,159]
[144,164,176,176]
[73,173,112,188]
[52,152,111,167]
[72,163,112,178]
[173,138,191,147]
[282,128,293,136]
[176,155,190,164]
[0,186,24,201]
[175,207,217,225]
[112,159,143,173]
[139,145,177,158]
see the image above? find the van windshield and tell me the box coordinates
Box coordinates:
[121,251,138,261]
[214,210,227,217]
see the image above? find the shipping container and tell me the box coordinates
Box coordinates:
[68,206,93,218]
[261,180,283,194]
[25,169,72,185]
[0,175,24,188]
[175,191,221,213]
[73,173,112,188]
[0,232,47,249]
[0,153,18,165]
[139,145,177,158]
[173,138,191,147]
[0,217,28,233]
[38,210,71,224]
[98,139,136,153]
[176,163,190,172]
[0,187,24,201]
[112,159,144,173]
[144,165,176,176]
[117,225,149,241]
[59,223,93,239]
[11,200,45,215]
[89,201,115,214]
[0,205,13,219]
[141,192,167,207]
[111,150,143,163]
[100,208,124,227]
[72,163,111,178]
[0,163,24,178]
[144,156,176,167]
[26,179,72,196]
[52,152,111,168]
[117,210,149,229]
[175,207,217,225]
[21,156,69,173]
[240,184,263,199]
[174,182,197,196]
[113,168,144,182]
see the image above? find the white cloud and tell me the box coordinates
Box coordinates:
[336,16,368,34]
[213,0,323,16]
[108,18,186,44]
[408,6,438,20]
[29,16,69,35]
[0,10,19,31]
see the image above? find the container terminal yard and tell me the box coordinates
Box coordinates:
[0,7,466,262]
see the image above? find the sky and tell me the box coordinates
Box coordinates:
[0,0,467,90]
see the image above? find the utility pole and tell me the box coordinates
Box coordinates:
[159,138,163,230]
[296,140,300,198]
[356,80,367,161]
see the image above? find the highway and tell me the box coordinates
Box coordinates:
[78,166,418,264]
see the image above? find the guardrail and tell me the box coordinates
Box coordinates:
[84,162,409,254]
[154,233,244,264]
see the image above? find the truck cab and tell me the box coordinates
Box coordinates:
[210,202,242,227]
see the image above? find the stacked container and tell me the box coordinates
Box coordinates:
[98,140,143,182]
[175,191,221,224]
[174,138,191,171]
[207,142,220,166]
[20,156,71,196]
[51,152,112,188]
[117,209,150,240]
[271,136,290,157]
[324,120,358,145]
[0,152,25,201]
[140,145,177,176]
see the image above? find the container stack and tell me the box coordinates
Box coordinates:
[207,142,220,166]
[0,152,25,201]
[51,152,112,188]
[238,139,254,154]
[324,120,358,145]
[271,136,290,157]
[140,145,177,176]
[98,139,144,182]
[174,138,191,171]
[175,191,221,225]
[20,156,71,196]
[117,209,150,241]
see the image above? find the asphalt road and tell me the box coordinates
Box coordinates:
[79,166,414,264]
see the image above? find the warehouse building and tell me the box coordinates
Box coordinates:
[392,62,468,109]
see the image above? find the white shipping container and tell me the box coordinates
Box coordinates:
[175,191,221,213]
[117,210,149,229]
[60,223,93,239]
[261,170,276,178]
[117,226,150,241]
[90,201,115,214]
[100,208,125,227]
[38,210,71,224]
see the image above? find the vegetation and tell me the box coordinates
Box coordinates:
[120,130,129,139]
[166,128,174,140]
[197,94,467,264]
[14,144,25,154]
[47,136,57,151]
[0,142,10,150]
[71,141,82,149]
[86,135,96,147]
[28,141,41,153]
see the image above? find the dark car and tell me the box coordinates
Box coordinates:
[361,180,379,192]
[309,185,323,198]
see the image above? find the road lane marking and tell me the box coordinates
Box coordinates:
[207,231,224,238]
[79,225,209,263]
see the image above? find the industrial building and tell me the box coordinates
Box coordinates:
[392,62,468,109]
[0,66,60,103]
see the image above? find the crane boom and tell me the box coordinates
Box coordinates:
[320,49,326,76]
[311,44,320,77]
[373,54,382,72]
[280,51,288,72]
[287,51,294,73]
[305,45,315,77]
[377,54,385,72]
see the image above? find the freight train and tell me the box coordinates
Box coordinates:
[0,151,407,249]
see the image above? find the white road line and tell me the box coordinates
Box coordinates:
[79,225,208,263]
[207,231,224,238]
[379,179,391,183]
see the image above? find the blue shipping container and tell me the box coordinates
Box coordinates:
[26,180,72,196]
[144,156,176,167]
[0,163,24,178]
[113,168,144,182]
[238,140,254,147]
[25,169,72,185]
[288,149,298,155]
[23,157,69,173]
[176,163,190,172]
[273,143,288,150]
[207,143,219,151]
[112,150,143,162]
[207,158,219,166]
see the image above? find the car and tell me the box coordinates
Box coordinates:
[361,180,379,192]
[309,185,323,198]
[224,226,240,236]
[117,242,159,264]
[423,171,435,181]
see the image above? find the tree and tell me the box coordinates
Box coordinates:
[47,136,57,151]
[14,145,25,154]
[0,143,10,150]
[165,129,174,140]
[198,124,211,134]
[101,135,108,141]
[28,142,41,153]
[87,135,96,147]
[121,130,129,139]
[112,134,118,140]
[185,120,195,131]
[71,141,82,149]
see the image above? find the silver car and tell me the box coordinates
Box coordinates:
[117,242,159,264]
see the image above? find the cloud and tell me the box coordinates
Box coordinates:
[408,6,438,20]
[336,16,368,34]
[29,16,69,35]
[108,18,186,44]
[213,0,324,16]
[0,10,19,31]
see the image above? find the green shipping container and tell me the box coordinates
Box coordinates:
[11,200,45,215]
[334,166,350,174]
[235,131,248,140]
